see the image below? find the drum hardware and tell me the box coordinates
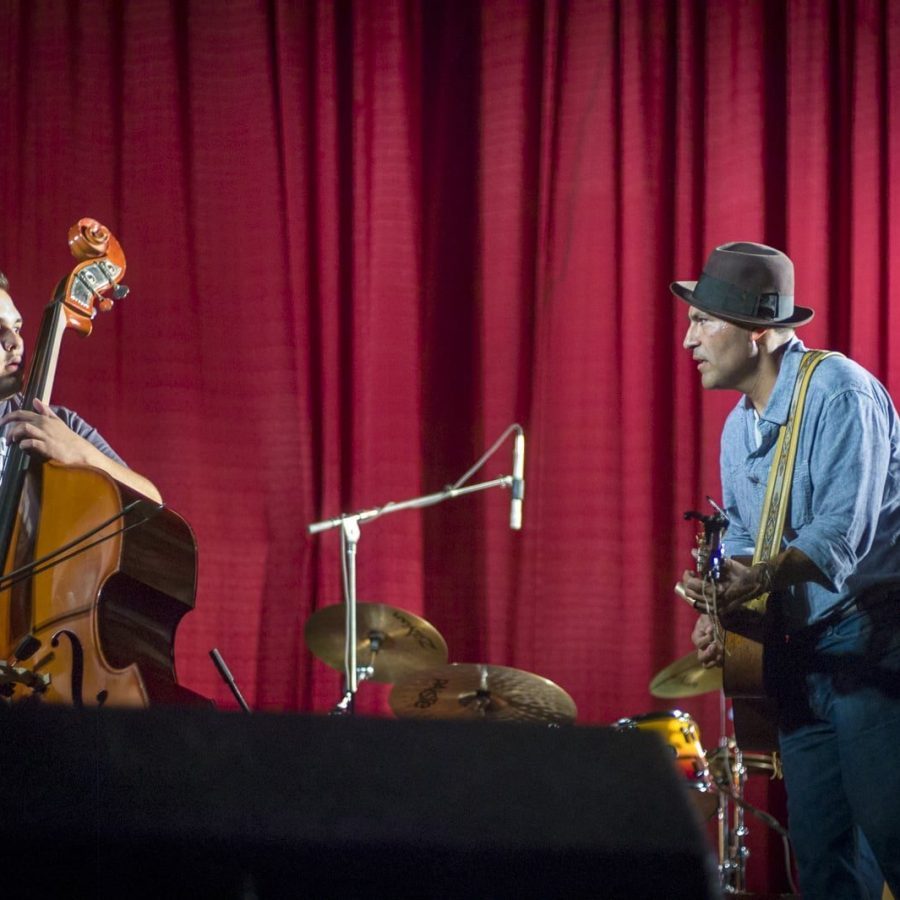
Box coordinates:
[304,602,449,698]
[710,740,796,895]
[305,424,524,714]
[612,710,717,820]
[389,662,577,724]
[623,690,796,893]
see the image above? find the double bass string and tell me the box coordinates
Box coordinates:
[0,499,165,593]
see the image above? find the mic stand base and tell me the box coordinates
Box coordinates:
[328,690,355,716]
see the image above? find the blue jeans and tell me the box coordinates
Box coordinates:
[769,594,900,898]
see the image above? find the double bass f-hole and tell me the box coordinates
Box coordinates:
[50,630,85,708]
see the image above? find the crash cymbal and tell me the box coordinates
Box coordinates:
[304,602,448,683]
[649,651,722,698]
[389,663,577,724]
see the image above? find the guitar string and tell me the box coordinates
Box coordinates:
[701,574,726,652]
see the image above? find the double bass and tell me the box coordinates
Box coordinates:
[0,219,203,707]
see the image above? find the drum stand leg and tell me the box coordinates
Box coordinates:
[329,642,380,716]
[717,741,749,893]
[327,517,363,716]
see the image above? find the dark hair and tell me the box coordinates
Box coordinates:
[0,271,8,292]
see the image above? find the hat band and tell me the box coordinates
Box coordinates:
[693,272,794,321]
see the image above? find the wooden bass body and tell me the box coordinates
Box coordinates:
[1,461,204,707]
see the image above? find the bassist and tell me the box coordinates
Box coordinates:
[0,270,159,502]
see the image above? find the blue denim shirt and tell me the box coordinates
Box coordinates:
[720,338,900,630]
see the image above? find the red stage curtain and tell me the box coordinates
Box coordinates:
[2,0,899,887]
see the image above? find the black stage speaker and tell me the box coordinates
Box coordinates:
[0,705,718,898]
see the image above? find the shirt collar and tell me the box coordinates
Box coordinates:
[741,336,807,426]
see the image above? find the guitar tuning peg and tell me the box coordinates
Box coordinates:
[112,283,129,300]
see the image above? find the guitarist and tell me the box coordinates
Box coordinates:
[673,243,900,899]
[0,270,160,502]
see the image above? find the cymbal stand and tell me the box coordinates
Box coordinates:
[714,739,797,895]
[307,424,523,715]
[329,623,383,716]
[716,740,749,893]
[711,689,747,893]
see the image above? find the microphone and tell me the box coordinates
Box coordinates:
[510,430,525,530]
[209,648,252,714]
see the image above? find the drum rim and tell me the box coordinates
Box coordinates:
[613,709,697,727]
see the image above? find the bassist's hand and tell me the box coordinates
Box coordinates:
[1,398,97,465]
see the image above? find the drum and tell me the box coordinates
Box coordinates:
[708,744,782,783]
[613,710,716,818]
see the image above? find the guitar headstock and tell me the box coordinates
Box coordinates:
[684,499,729,581]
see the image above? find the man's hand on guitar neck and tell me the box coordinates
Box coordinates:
[682,547,830,668]
[678,556,768,618]
[680,558,767,667]
[679,547,828,619]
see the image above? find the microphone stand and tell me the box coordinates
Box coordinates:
[309,475,514,714]
[308,422,523,716]
[209,648,252,714]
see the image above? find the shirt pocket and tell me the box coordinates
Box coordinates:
[725,461,767,540]
[788,460,814,532]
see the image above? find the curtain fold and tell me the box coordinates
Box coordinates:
[2,2,898,886]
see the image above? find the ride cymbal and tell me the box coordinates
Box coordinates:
[649,651,722,698]
[304,602,449,684]
[389,662,577,724]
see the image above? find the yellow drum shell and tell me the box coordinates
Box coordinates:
[613,710,716,819]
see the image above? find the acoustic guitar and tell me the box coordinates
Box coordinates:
[685,503,778,751]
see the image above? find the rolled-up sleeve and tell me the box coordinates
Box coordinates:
[788,389,891,592]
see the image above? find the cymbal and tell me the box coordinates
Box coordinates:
[649,651,722,698]
[389,663,577,724]
[304,602,448,684]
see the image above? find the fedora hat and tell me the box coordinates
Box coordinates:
[670,241,814,327]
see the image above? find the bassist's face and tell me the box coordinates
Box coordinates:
[0,290,25,400]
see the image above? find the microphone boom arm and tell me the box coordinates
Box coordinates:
[307,475,514,535]
[307,423,523,715]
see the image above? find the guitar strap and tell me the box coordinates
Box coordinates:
[745,350,839,614]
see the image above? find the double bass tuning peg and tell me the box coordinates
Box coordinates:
[99,283,129,313]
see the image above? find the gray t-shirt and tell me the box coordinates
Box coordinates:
[0,395,124,477]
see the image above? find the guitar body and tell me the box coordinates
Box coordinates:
[722,629,763,697]
[723,630,778,751]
